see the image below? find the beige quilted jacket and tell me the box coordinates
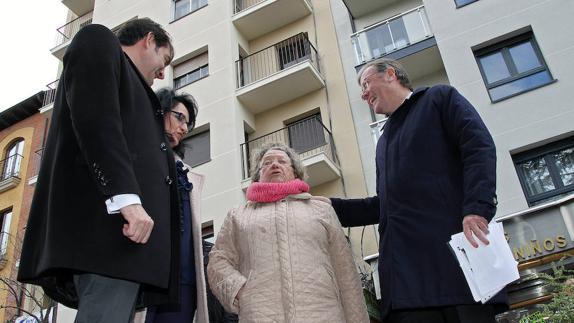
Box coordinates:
[207,193,369,323]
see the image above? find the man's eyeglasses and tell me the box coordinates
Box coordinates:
[169,111,192,130]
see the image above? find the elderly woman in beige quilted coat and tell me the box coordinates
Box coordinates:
[207,143,369,323]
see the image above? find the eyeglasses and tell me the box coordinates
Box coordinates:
[168,111,191,130]
[260,158,292,169]
[360,72,381,94]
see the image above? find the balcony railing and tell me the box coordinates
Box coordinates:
[240,115,338,180]
[30,148,44,179]
[236,33,319,88]
[42,80,59,108]
[0,154,23,181]
[370,118,388,147]
[54,11,93,48]
[351,5,432,65]
[234,0,262,13]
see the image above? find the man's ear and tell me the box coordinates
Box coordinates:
[144,32,155,49]
[386,67,396,82]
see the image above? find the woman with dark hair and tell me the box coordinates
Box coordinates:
[207,143,369,322]
[144,88,208,322]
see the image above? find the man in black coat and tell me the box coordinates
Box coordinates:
[330,58,506,323]
[18,18,179,323]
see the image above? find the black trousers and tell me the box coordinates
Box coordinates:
[385,304,506,323]
[145,284,197,323]
[73,273,140,323]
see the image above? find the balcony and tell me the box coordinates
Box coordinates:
[351,5,434,66]
[0,154,23,193]
[236,33,325,114]
[342,0,396,18]
[40,80,59,113]
[28,148,44,185]
[239,115,340,188]
[62,0,94,16]
[51,11,93,60]
[233,0,312,40]
[370,118,388,147]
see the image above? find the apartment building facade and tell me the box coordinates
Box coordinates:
[332,0,574,316]
[44,0,371,321]
[0,92,55,322]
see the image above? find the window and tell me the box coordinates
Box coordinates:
[276,33,311,70]
[513,137,574,206]
[287,114,326,154]
[174,0,207,20]
[173,52,209,89]
[0,209,13,258]
[455,0,479,7]
[2,139,24,180]
[475,32,553,102]
[182,129,210,167]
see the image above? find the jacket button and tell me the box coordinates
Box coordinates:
[165,176,173,185]
[160,142,167,151]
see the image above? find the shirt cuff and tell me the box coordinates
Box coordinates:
[105,194,141,214]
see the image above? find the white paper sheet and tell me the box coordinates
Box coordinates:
[448,221,520,303]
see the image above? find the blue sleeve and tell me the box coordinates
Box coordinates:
[439,86,497,220]
[330,196,380,227]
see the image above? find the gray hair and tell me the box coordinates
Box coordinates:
[250,142,306,182]
[357,58,413,91]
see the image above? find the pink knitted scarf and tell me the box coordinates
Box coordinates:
[247,179,310,202]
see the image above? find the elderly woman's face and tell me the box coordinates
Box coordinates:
[259,149,296,183]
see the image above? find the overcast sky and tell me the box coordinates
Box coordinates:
[0,1,68,112]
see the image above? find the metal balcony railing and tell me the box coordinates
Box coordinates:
[0,154,23,181]
[240,115,338,180]
[54,11,93,48]
[42,80,59,108]
[369,118,388,147]
[30,148,44,178]
[234,0,263,13]
[233,0,311,14]
[236,33,320,88]
[351,5,433,65]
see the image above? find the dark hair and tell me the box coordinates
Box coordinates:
[357,58,413,91]
[117,18,174,64]
[156,88,199,158]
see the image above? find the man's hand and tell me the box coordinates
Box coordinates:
[120,204,154,244]
[462,214,489,248]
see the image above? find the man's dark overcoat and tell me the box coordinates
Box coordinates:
[332,85,503,318]
[17,24,180,308]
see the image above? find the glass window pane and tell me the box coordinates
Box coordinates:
[389,18,409,50]
[479,51,511,84]
[366,24,392,59]
[455,0,479,6]
[509,41,542,74]
[518,157,556,196]
[402,10,428,44]
[183,131,210,167]
[201,65,209,77]
[189,69,201,82]
[489,70,552,101]
[554,148,574,186]
[175,0,190,19]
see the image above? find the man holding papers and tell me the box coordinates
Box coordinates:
[330,59,507,322]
